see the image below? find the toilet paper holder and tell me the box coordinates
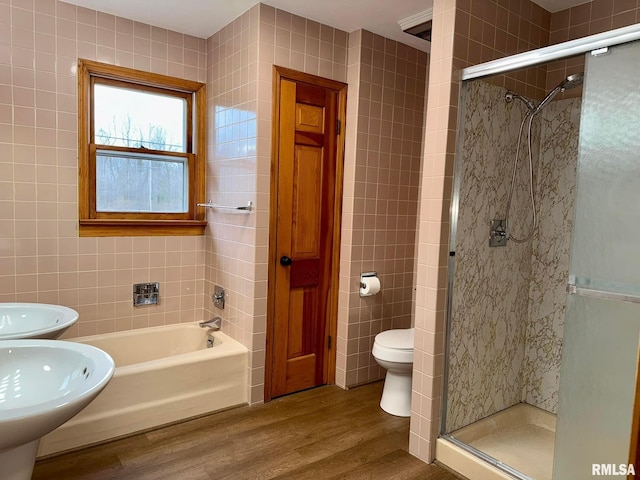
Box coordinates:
[360,271,379,297]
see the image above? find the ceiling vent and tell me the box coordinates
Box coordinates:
[398,9,433,43]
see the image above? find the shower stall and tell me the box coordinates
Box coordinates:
[437,26,640,480]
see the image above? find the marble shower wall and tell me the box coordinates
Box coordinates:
[446,79,581,431]
[523,97,581,413]
[446,79,539,431]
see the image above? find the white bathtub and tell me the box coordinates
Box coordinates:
[38,323,248,457]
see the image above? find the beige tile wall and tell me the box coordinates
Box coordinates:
[0,0,208,337]
[338,29,428,388]
[205,5,262,404]
[257,4,348,82]
[550,0,640,45]
[454,0,551,100]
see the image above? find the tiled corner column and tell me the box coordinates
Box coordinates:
[205,5,263,405]
[335,29,362,388]
[410,0,458,463]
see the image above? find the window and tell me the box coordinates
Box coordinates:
[78,59,206,236]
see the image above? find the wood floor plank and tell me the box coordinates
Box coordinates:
[33,382,462,480]
[212,417,403,480]
[328,449,459,480]
[272,431,410,479]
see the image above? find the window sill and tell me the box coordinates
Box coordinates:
[79,219,207,237]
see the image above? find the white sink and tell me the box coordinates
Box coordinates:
[0,303,79,340]
[0,340,114,480]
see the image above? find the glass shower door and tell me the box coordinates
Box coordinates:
[553,39,640,478]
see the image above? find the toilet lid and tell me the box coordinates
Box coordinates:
[375,328,414,350]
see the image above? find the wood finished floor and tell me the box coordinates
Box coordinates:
[33,382,462,480]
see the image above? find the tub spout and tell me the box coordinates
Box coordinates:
[199,317,222,330]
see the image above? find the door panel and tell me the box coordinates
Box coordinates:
[287,288,311,358]
[285,355,316,393]
[292,145,322,256]
[296,104,324,133]
[269,71,345,398]
[290,258,320,288]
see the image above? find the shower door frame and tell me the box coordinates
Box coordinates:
[440,21,640,480]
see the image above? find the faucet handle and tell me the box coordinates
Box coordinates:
[213,286,225,309]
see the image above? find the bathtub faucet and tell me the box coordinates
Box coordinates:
[199,317,222,330]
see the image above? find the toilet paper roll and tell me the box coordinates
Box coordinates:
[360,276,381,296]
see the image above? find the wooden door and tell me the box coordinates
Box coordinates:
[267,67,347,400]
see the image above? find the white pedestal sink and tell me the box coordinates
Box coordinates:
[0,340,115,480]
[0,303,79,340]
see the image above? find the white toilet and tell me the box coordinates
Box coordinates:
[372,327,414,417]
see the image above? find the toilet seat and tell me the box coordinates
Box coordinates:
[374,328,414,350]
[372,328,414,363]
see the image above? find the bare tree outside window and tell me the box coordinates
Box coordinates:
[94,85,188,213]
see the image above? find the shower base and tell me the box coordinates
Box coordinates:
[436,403,556,480]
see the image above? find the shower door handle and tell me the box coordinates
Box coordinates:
[566,281,640,304]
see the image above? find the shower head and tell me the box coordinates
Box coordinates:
[533,72,584,114]
[505,91,536,111]
[560,73,584,90]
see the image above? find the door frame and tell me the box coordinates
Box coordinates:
[265,66,347,402]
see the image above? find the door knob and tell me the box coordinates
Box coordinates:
[280,256,292,266]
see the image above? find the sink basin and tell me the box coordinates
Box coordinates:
[0,303,79,340]
[0,339,114,480]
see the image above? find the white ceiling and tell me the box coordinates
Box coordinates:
[63,0,593,52]
[534,0,590,13]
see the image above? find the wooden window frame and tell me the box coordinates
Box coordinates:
[78,59,207,236]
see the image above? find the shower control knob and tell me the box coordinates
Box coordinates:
[280,256,292,267]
